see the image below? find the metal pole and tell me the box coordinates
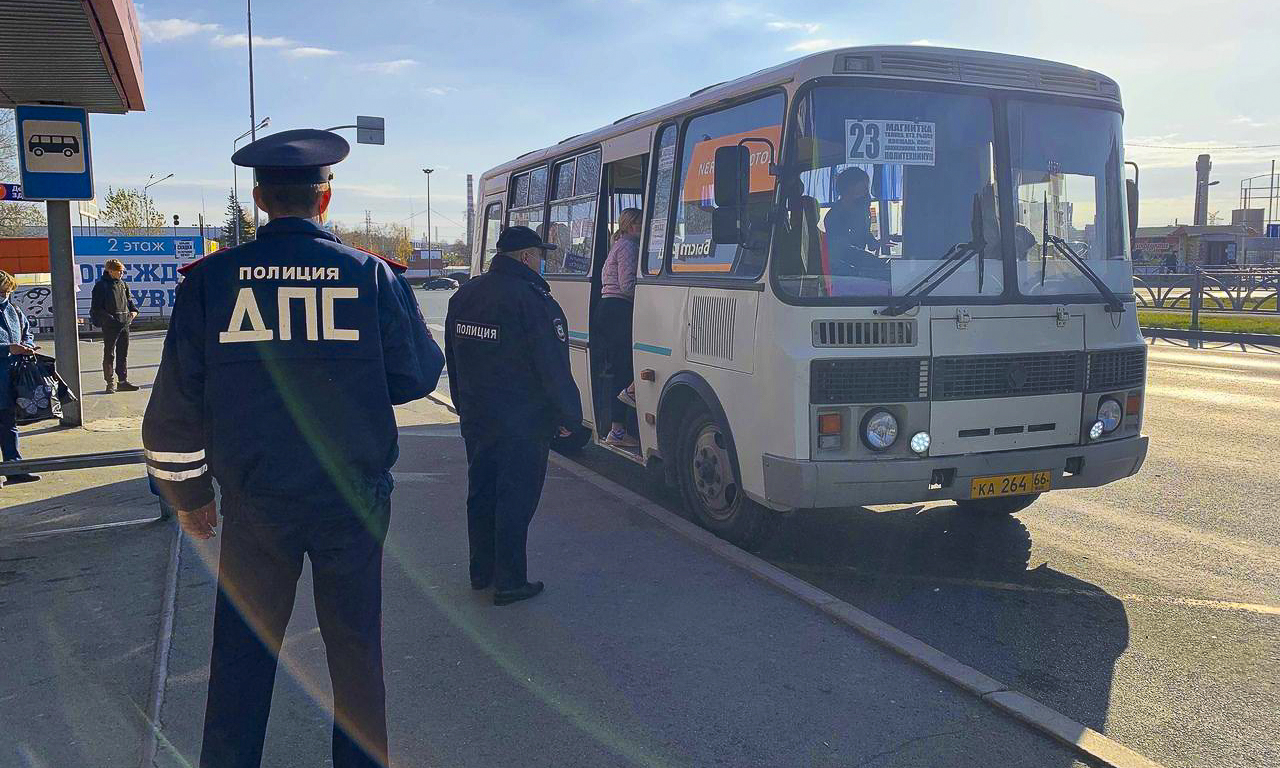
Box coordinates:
[426,170,433,255]
[47,200,83,426]
[1190,268,1203,350]
[247,0,260,231]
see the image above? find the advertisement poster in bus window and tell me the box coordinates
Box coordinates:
[845,120,935,166]
[680,125,781,204]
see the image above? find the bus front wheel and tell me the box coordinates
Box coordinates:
[676,408,777,550]
[955,494,1040,516]
[32,147,44,157]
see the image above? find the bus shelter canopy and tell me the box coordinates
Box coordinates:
[0,0,144,114]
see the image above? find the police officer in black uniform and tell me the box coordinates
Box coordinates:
[445,226,582,606]
[142,129,444,768]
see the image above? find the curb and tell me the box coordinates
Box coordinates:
[139,516,183,768]
[546,451,1167,768]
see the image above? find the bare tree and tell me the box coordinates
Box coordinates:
[0,109,47,236]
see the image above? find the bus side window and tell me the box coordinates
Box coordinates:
[644,125,677,276]
[479,201,502,273]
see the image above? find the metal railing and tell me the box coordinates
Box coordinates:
[1133,266,1280,352]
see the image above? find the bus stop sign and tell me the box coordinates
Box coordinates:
[14,104,93,201]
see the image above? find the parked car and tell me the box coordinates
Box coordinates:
[445,270,471,285]
[420,276,459,290]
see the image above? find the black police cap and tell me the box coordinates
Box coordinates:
[496,226,557,254]
[231,128,351,185]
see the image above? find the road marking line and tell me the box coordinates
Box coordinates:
[547,451,1168,768]
[1149,361,1250,373]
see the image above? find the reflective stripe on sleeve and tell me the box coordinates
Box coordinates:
[144,448,206,464]
[147,464,209,482]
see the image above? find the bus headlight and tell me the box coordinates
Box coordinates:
[909,431,931,455]
[1097,398,1123,434]
[861,410,899,451]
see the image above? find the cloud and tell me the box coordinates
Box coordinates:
[360,59,419,74]
[1230,115,1270,129]
[211,33,296,49]
[910,38,937,46]
[766,21,821,34]
[422,86,456,96]
[285,46,340,58]
[139,17,220,42]
[786,38,854,53]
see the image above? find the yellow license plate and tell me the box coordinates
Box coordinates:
[970,471,1051,498]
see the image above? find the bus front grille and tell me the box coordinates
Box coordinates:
[1086,347,1147,392]
[812,319,916,348]
[810,358,929,404]
[932,352,1083,401]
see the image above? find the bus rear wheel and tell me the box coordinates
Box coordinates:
[955,494,1040,516]
[676,407,777,550]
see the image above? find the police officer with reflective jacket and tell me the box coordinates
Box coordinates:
[445,226,582,606]
[142,129,444,768]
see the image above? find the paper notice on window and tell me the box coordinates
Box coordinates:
[845,120,935,166]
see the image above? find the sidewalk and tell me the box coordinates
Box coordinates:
[150,429,1093,768]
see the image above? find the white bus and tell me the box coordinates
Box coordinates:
[472,46,1148,548]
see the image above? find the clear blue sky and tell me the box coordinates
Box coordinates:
[92,0,1277,240]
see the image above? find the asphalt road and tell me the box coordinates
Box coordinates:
[567,342,1280,768]
[47,289,1278,767]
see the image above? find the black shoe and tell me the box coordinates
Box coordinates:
[471,578,492,591]
[116,381,140,392]
[494,581,544,606]
[5,474,40,484]
[105,382,117,394]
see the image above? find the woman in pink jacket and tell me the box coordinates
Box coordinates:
[597,208,642,447]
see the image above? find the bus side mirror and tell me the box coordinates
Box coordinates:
[712,145,749,245]
[1126,178,1139,255]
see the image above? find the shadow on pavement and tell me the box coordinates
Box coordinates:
[569,444,1128,742]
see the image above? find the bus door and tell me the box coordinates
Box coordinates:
[543,150,602,429]
[587,152,647,441]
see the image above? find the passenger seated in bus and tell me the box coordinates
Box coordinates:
[598,208,642,448]
[823,167,896,278]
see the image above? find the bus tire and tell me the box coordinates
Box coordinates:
[955,494,1040,516]
[676,407,777,550]
[551,425,592,455]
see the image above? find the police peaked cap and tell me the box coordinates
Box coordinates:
[232,128,350,185]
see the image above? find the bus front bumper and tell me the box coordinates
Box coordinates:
[760,435,1148,511]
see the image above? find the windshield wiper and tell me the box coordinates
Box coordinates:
[880,194,986,317]
[879,240,981,316]
[1042,234,1126,313]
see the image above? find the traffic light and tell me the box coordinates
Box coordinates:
[173,214,180,227]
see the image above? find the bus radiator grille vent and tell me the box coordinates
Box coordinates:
[878,53,958,80]
[958,60,1036,88]
[1086,347,1147,392]
[812,319,916,348]
[689,294,737,360]
[932,352,1083,401]
[810,357,929,405]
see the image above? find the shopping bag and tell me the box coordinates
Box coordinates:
[10,355,63,425]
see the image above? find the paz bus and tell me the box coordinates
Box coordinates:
[472,45,1149,548]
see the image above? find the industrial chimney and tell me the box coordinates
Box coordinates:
[1193,154,1212,226]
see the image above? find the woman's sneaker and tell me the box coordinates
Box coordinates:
[604,428,639,448]
[616,387,636,408]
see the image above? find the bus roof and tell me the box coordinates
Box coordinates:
[479,44,1120,183]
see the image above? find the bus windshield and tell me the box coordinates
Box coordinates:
[772,85,1132,303]
[775,85,1002,301]
[1008,100,1132,297]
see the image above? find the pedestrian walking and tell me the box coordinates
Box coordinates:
[445,225,582,606]
[90,257,139,393]
[142,129,444,768]
[0,270,41,487]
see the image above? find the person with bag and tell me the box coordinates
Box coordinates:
[0,270,41,486]
[90,257,139,393]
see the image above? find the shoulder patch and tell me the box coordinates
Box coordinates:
[553,317,567,343]
[354,245,408,273]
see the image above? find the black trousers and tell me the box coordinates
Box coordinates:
[462,430,550,590]
[200,501,391,768]
[595,297,634,425]
[101,320,130,384]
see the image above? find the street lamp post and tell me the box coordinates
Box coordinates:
[232,117,270,245]
[247,0,260,231]
[144,173,173,234]
[422,168,434,257]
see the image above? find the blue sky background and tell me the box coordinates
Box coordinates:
[88,0,1277,241]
